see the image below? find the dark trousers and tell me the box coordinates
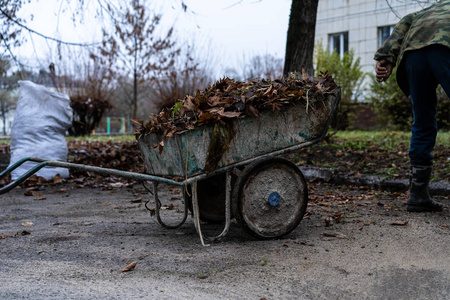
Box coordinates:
[404,45,450,166]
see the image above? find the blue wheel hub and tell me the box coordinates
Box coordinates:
[267,192,281,207]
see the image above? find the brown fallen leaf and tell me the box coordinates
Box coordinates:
[53,175,63,184]
[161,204,175,210]
[25,186,40,192]
[131,118,144,126]
[24,191,44,197]
[1,233,19,239]
[121,261,137,272]
[131,198,142,203]
[21,222,33,226]
[391,221,409,226]
[33,196,47,201]
[114,205,137,210]
[320,232,348,239]
[158,141,164,154]
[49,188,67,194]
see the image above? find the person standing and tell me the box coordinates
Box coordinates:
[374,0,449,212]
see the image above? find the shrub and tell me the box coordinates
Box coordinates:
[314,43,365,130]
[368,70,450,131]
[436,87,450,130]
[367,69,412,130]
[68,96,113,136]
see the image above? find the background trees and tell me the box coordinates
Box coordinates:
[0,0,25,53]
[5,0,421,134]
[0,56,17,135]
[94,0,181,119]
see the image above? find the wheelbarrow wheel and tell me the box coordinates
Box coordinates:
[184,173,230,223]
[232,157,308,239]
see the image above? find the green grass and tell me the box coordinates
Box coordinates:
[331,130,450,150]
[1,134,137,144]
[291,130,449,181]
[65,134,136,143]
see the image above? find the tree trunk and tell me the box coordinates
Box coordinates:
[0,102,5,136]
[133,34,138,119]
[133,68,137,119]
[283,0,319,78]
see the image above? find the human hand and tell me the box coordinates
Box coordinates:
[376,60,393,82]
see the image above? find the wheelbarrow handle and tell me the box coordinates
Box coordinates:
[0,157,50,194]
[0,157,186,195]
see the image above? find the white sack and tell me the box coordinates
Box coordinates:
[9,81,73,180]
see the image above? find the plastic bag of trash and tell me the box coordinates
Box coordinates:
[8,81,73,180]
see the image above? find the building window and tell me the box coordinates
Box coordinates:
[328,32,348,58]
[378,26,395,47]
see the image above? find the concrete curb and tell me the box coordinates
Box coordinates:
[299,166,450,196]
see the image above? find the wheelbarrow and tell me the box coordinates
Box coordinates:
[0,88,340,246]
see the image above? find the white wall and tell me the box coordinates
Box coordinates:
[314,0,434,96]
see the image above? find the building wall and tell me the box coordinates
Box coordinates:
[314,0,434,96]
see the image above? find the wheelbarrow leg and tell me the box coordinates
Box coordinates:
[191,178,210,246]
[150,181,189,230]
[191,170,232,245]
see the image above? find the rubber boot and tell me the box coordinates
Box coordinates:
[406,164,444,212]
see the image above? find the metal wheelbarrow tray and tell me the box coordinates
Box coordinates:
[0,88,340,246]
[139,90,339,178]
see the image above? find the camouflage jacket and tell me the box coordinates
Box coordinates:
[374,0,450,94]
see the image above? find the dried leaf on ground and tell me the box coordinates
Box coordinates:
[49,188,67,194]
[121,261,137,272]
[24,191,44,197]
[320,232,348,239]
[53,175,63,184]
[131,198,142,203]
[1,233,19,239]
[391,221,409,226]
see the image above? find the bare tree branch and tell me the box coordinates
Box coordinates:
[384,0,402,19]
[0,7,101,47]
[223,0,263,10]
[0,34,25,76]
[223,1,244,10]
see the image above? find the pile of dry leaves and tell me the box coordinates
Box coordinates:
[134,73,338,138]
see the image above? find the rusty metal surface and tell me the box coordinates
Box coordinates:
[138,89,341,178]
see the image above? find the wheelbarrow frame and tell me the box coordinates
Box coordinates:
[0,89,340,246]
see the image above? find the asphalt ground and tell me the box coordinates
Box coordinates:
[0,180,448,300]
